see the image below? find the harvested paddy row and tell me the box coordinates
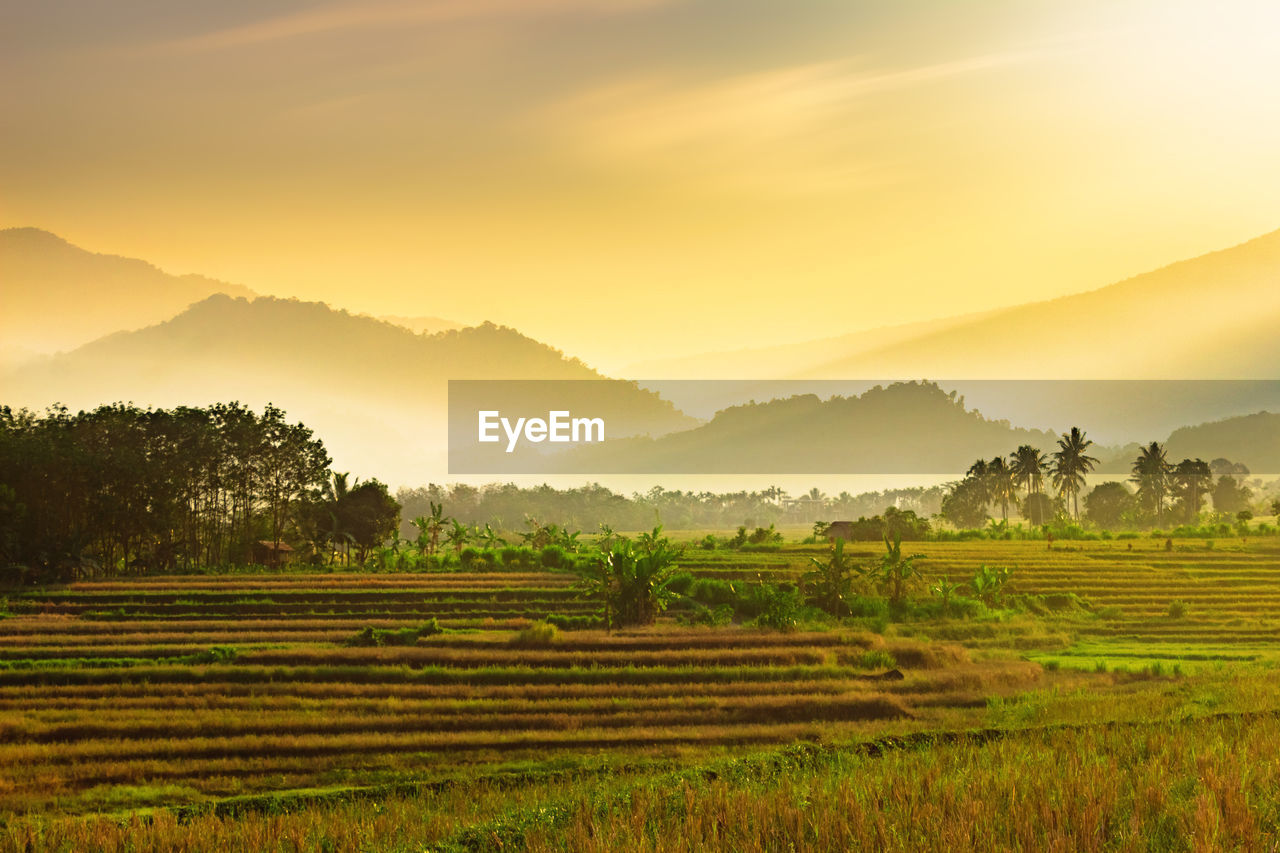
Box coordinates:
[0,568,1045,817]
[0,646,850,669]
[64,573,577,589]
[22,588,580,603]
[15,602,599,618]
[0,693,916,747]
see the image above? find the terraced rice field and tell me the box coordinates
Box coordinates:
[684,538,1280,666]
[1,538,1276,828]
[0,569,1042,820]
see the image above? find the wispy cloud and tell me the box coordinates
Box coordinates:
[159,0,674,52]
[538,47,1073,194]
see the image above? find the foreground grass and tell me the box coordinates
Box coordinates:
[520,711,1278,853]
[7,706,1278,853]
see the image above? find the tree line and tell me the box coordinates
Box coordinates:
[0,403,399,581]
[942,428,1263,530]
[396,482,947,538]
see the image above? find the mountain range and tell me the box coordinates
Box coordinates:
[3,226,1278,484]
[1,227,254,362]
[627,228,1280,380]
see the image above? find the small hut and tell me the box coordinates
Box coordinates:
[252,540,295,568]
[825,521,855,542]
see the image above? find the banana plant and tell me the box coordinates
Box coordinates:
[478,523,506,550]
[801,538,864,616]
[969,564,1014,607]
[872,532,925,606]
[445,520,471,555]
[930,577,964,616]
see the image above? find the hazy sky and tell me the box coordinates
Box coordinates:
[4,0,1280,370]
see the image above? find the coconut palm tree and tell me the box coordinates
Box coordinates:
[1130,442,1171,527]
[1051,427,1098,520]
[1010,445,1047,496]
[965,458,992,506]
[1171,458,1213,523]
[987,456,1016,524]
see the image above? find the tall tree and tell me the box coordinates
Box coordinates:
[1051,427,1099,520]
[1130,442,1172,527]
[1171,458,1213,524]
[986,456,1016,524]
[1010,445,1047,496]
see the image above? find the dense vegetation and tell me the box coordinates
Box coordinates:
[0,404,398,582]
[397,482,948,536]
[941,429,1271,533]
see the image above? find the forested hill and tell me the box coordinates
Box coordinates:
[1,295,696,484]
[540,381,1059,474]
[1164,412,1280,473]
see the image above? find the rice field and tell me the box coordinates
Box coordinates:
[1,538,1278,850]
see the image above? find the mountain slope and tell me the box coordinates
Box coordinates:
[515,382,1061,474]
[624,309,1008,379]
[2,295,697,485]
[627,228,1280,380]
[0,227,254,358]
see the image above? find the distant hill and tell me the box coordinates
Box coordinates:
[1164,412,1280,474]
[626,228,1280,380]
[483,380,1280,476]
[625,310,1005,379]
[0,227,255,357]
[1,295,697,485]
[515,381,1060,474]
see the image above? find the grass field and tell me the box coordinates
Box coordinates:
[2,538,1279,850]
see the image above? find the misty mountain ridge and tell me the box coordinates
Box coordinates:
[0,227,255,359]
[524,381,1279,476]
[3,294,698,485]
[520,381,1061,474]
[376,314,466,335]
[626,227,1280,380]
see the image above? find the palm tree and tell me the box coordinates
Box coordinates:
[1051,427,1098,520]
[1171,458,1213,523]
[1010,445,1047,496]
[987,456,1016,524]
[1130,442,1171,527]
[965,458,992,506]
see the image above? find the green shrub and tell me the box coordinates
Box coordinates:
[678,602,735,627]
[189,646,238,664]
[851,649,897,670]
[345,620,441,647]
[665,571,695,596]
[539,545,568,569]
[543,614,604,631]
[512,621,560,646]
[752,584,804,631]
[1168,600,1189,619]
[499,546,535,568]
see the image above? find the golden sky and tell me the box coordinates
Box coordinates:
[4,0,1280,370]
